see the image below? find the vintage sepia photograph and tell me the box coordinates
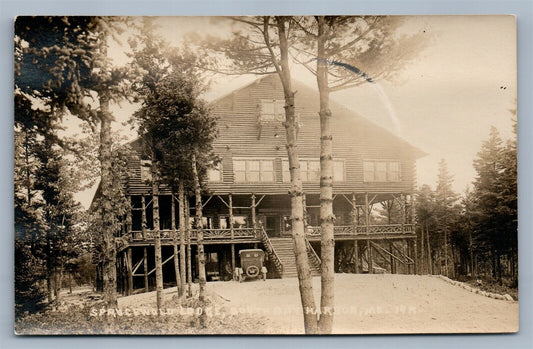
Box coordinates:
[13,15,518,335]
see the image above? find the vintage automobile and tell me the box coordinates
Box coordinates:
[234,249,267,282]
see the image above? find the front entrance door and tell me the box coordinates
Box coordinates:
[261,215,280,238]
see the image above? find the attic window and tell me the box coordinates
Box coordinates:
[140,160,152,182]
[260,99,285,122]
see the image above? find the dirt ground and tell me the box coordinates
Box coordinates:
[206,274,519,334]
[42,274,517,335]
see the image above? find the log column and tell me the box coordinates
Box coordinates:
[251,193,257,237]
[229,194,235,270]
[389,242,395,274]
[365,193,373,274]
[141,196,148,292]
[352,193,358,273]
[126,247,133,295]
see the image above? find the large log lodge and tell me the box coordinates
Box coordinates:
[96,74,426,294]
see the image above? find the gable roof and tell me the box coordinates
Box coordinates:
[211,73,426,159]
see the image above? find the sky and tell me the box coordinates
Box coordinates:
[73,15,517,208]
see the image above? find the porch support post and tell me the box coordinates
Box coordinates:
[364,192,370,230]
[143,247,149,292]
[126,247,133,295]
[389,242,395,274]
[229,194,235,270]
[367,239,373,274]
[353,240,359,273]
[141,196,147,239]
[410,194,418,274]
[351,193,357,235]
[406,240,412,274]
[401,193,406,233]
[413,238,419,275]
[365,193,372,274]
[302,193,308,227]
[251,193,257,237]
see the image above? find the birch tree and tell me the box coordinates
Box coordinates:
[202,16,319,333]
[289,16,427,333]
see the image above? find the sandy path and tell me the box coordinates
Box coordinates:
[207,274,518,334]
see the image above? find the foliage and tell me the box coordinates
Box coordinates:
[131,19,217,192]
[14,240,47,317]
[291,16,428,90]
[415,123,517,284]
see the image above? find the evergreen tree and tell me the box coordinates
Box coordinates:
[434,159,460,277]
[471,125,517,283]
[15,16,132,307]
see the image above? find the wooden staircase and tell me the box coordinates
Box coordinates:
[269,238,321,278]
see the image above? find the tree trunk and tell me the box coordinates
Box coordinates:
[178,181,187,298]
[185,199,192,297]
[420,224,425,274]
[316,16,335,334]
[426,226,433,275]
[46,239,54,303]
[151,154,163,314]
[273,17,318,334]
[443,230,448,277]
[99,95,117,308]
[171,194,182,295]
[469,228,475,278]
[496,252,502,285]
[191,154,206,304]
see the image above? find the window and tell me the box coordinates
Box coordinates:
[219,215,249,229]
[189,216,213,229]
[282,159,345,182]
[140,160,152,182]
[260,99,285,122]
[363,160,401,182]
[207,162,222,182]
[233,159,275,183]
[333,160,345,182]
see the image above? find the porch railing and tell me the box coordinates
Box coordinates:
[130,228,256,241]
[305,224,414,237]
[257,225,284,277]
[305,238,321,270]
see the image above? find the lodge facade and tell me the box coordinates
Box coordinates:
[104,74,426,295]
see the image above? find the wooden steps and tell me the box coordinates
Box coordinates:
[269,238,321,278]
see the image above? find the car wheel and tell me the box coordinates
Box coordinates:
[246,265,260,277]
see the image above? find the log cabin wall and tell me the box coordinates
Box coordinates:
[124,74,425,197]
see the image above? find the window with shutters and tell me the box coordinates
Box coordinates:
[260,99,285,122]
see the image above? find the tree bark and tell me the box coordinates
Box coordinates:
[272,16,318,334]
[185,199,192,297]
[151,154,163,314]
[99,94,117,308]
[178,181,187,298]
[316,16,335,334]
[426,226,433,275]
[171,194,182,295]
[191,154,206,304]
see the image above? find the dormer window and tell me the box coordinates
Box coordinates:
[260,99,285,122]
